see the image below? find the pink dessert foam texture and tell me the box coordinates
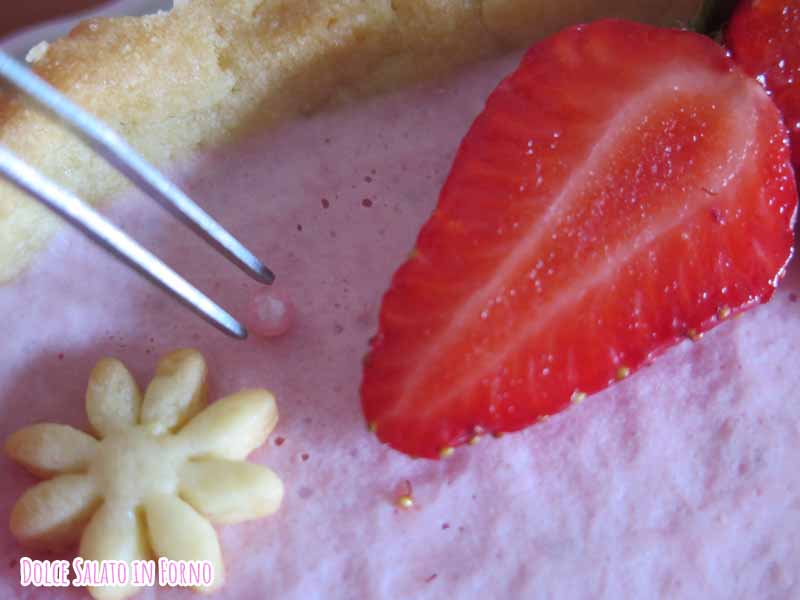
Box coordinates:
[0,52,799,599]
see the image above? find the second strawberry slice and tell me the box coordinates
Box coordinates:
[362,20,797,459]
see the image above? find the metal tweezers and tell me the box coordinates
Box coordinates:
[0,49,273,340]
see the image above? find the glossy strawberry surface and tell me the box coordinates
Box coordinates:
[728,0,800,168]
[362,20,797,459]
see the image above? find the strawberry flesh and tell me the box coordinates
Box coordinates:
[361,20,797,459]
[727,0,800,168]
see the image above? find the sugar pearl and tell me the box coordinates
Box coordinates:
[248,290,294,338]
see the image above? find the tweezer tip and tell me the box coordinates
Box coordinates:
[229,323,248,340]
[257,264,276,285]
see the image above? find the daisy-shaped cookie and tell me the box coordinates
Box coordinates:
[5,349,284,600]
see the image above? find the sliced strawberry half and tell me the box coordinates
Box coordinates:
[361,19,797,459]
[727,0,800,169]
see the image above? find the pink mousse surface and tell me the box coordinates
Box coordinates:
[0,53,799,600]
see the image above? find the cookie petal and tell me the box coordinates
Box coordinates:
[79,502,150,600]
[144,494,223,592]
[177,390,277,459]
[5,424,97,478]
[86,358,141,437]
[10,474,99,549]
[141,349,207,435]
[179,458,283,524]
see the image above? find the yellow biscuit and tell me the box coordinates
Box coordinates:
[5,348,283,600]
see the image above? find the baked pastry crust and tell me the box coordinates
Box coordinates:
[0,0,702,282]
